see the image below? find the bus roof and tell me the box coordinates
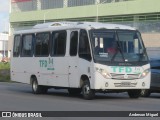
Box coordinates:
[14,22,136,34]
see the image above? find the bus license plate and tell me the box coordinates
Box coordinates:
[121,82,131,86]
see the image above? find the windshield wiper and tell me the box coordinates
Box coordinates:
[111,32,125,62]
[111,43,125,62]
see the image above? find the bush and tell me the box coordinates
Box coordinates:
[0,62,10,82]
[0,62,10,70]
[0,74,10,82]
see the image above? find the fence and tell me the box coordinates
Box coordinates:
[11,0,135,12]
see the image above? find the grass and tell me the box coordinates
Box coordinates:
[0,62,10,82]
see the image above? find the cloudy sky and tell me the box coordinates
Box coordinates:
[0,0,9,32]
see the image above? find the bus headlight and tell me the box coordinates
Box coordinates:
[140,69,150,78]
[95,67,111,79]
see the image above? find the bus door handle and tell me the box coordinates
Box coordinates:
[88,67,90,73]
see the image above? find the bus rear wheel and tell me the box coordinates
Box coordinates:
[31,78,47,94]
[82,80,95,100]
[128,90,141,98]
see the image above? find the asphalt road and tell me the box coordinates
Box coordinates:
[0,82,160,120]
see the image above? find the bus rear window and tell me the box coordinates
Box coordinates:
[21,34,34,57]
[13,35,21,57]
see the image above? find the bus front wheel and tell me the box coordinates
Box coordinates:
[140,89,151,97]
[82,80,95,100]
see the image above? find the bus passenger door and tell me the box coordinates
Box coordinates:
[68,31,79,88]
[78,29,92,87]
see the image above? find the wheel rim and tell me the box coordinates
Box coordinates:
[83,84,90,95]
[33,81,37,92]
[141,89,145,95]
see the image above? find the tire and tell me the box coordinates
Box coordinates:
[68,88,81,95]
[128,90,141,98]
[82,80,95,100]
[140,89,151,97]
[31,77,48,94]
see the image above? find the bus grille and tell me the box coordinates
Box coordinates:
[110,73,140,80]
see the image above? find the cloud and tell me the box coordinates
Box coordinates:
[0,0,9,13]
[0,0,9,32]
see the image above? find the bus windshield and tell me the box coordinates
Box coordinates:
[90,29,148,63]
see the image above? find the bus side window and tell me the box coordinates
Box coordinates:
[52,31,67,56]
[13,35,21,57]
[78,29,91,61]
[35,32,50,56]
[70,31,78,56]
[21,34,34,57]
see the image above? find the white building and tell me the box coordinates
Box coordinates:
[0,33,9,60]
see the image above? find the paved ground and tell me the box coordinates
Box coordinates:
[0,82,160,120]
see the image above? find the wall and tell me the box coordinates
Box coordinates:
[10,0,160,22]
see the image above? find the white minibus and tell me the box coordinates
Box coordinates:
[11,22,150,99]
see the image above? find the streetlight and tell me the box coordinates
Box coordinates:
[3,22,8,58]
[96,0,108,22]
[43,11,51,23]
[3,40,5,57]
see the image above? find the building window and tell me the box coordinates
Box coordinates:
[41,0,63,10]
[70,31,78,56]
[35,32,50,56]
[13,35,21,57]
[21,34,34,57]
[99,0,112,3]
[52,31,67,56]
[68,0,95,7]
[79,29,91,61]
[11,0,37,12]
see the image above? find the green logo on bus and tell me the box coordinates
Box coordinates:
[39,58,54,70]
[111,66,141,74]
[111,66,132,73]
